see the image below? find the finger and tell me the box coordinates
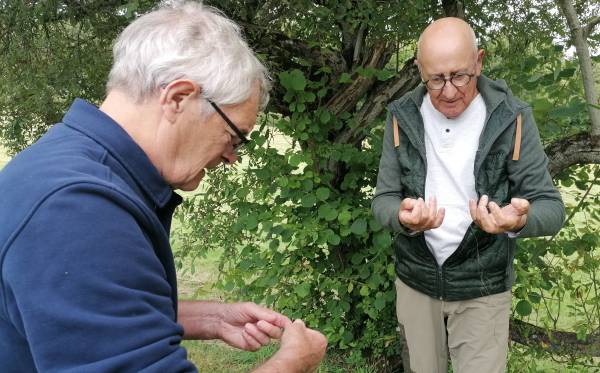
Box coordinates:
[244,322,271,346]
[488,201,507,228]
[241,328,263,351]
[399,198,418,226]
[400,198,417,210]
[410,198,424,224]
[478,202,499,233]
[469,199,477,220]
[475,195,489,224]
[403,198,422,226]
[511,198,530,214]
[292,319,306,328]
[478,195,489,209]
[432,207,445,228]
[256,320,284,339]
[241,302,291,328]
[426,197,437,227]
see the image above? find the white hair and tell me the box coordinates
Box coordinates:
[106,1,270,109]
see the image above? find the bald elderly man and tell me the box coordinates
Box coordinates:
[372,18,564,373]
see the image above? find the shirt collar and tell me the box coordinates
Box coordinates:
[62,98,175,208]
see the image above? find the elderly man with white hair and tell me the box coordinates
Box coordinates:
[0,2,326,372]
[372,17,564,373]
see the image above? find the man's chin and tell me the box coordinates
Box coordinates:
[176,169,206,192]
[440,106,463,119]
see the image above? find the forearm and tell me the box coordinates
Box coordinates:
[178,300,224,340]
[519,198,566,238]
[251,347,318,373]
[372,194,402,231]
[251,354,294,373]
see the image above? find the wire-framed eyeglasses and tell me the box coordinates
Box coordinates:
[207,99,250,151]
[423,73,475,90]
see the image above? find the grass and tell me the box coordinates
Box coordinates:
[0,145,10,169]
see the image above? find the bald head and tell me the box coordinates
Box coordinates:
[415,18,484,119]
[417,17,477,62]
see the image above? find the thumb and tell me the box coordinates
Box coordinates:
[400,198,417,210]
[510,198,529,214]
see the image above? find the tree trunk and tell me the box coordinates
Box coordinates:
[557,0,600,141]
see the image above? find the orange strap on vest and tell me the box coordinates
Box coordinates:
[512,113,522,161]
[392,115,400,148]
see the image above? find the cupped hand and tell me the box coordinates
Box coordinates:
[469,195,529,234]
[398,197,445,232]
[218,302,290,351]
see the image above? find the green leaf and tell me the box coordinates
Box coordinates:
[338,73,352,83]
[374,296,386,311]
[373,231,391,248]
[515,300,532,316]
[244,214,258,230]
[528,292,541,304]
[288,154,303,167]
[351,253,364,265]
[295,283,310,298]
[301,194,316,207]
[548,102,586,118]
[532,98,553,112]
[359,285,370,297]
[338,210,352,225]
[290,69,306,90]
[327,232,341,245]
[558,67,576,78]
[318,204,338,221]
[350,218,367,235]
[316,187,330,201]
[319,110,331,124]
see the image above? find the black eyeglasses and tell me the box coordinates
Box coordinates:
[207,99,250,151]
[423,72,475,90]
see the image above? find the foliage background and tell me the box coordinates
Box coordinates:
[1,0,599,371]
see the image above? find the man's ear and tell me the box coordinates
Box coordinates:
[475,49,485,75]
[160,80,201,123]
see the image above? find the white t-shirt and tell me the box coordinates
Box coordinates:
[421,93,486,265]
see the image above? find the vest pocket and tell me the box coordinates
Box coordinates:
[481,152,509,204]
[396,146,424,198]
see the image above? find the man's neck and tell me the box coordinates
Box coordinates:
[99,89,166,176]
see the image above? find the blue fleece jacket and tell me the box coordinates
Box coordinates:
[0,99,197,372]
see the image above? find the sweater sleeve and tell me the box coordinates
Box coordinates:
[3,184,197,373]
[507,107,565,238]
[371,112,414,236]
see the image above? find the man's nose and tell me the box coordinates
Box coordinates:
[440,81,458,98]
[222,151,239,165]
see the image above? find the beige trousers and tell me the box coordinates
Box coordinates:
[395,278,511,373]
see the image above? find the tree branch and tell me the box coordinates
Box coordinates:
[325,40,392,117]
[442,0,464,18]
[336,58,421,146]
[545,132,600,178]
[510,318,600,357]
[583,15,600,39]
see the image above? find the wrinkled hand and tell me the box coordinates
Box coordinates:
[469,195,529,234]
[253,319,327,373]
[218,302,290,351]
[398,197,445,232]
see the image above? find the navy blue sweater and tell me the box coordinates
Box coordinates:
[0,99,197,372]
